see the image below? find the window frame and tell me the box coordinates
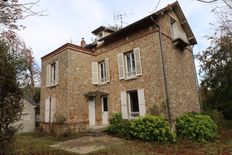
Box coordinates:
[124,51,136,79]
[127,90,140,119]
[98,60,107,84]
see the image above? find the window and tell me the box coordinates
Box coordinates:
[51,63,56,84]
[117,48,142,80]
[46,60,59,87]
[125,51,136,77]
[92,58,110,85]
[45,97,56,123]
[128,91,139,118]
[99,61,107,83]
[102,96,108,112]
[120,89,146,119]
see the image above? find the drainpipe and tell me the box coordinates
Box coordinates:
[151,16,172,127]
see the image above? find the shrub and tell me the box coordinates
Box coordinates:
[106,113,130,137]
[129,115,175,142]
[176,112,218,143]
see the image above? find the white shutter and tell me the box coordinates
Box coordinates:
[134,48,142,76]
[46,64,51,87]
[105,58,110,82]
[45,98,50,123]
[120,91,128,119]
[92,62,98,84]
[138,89,146,116]
[51,98,56,123]
[117,53,125,80]
[55,61,59,85]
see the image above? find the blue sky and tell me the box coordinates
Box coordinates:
[17,0,217,66]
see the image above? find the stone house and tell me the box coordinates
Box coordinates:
[18,97,36,133]
[40,2,201,131]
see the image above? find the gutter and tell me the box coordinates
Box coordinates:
[151,16,172,127]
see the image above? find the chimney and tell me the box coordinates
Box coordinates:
[80,38,86,47]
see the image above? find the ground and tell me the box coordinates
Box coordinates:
[12,128,232,155]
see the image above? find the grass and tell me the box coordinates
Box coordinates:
[10,120,232,155]
[12,132,77,155]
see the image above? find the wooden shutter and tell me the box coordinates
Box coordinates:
[92,62,98,84]
[51,98,56,123]
[120,91,128,119]
[46,64,51,87]
[45,98,50,123]
[134,48,142,76]
[138,89,146,116]
[105,58,110,82]
[55,61,59,85]
[117,53,125,80]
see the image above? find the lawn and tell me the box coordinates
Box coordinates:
[11,125,232,155]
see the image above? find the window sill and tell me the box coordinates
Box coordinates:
[125,76,138,80]
[47,83,58,88]
[98,81,109,86]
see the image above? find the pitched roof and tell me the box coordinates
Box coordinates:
[99,1,197,45]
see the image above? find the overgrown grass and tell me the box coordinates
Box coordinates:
[12,132,77,155]
[11,127,232,155]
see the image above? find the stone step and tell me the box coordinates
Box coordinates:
[87,125,108,136]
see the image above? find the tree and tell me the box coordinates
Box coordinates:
[0,0,42,153]
[197,9,232,119]
[0,41,27,153]
[22,48,40,98]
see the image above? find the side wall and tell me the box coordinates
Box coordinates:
[159,12,200,121]
[40,50,69,127]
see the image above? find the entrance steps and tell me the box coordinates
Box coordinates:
[87,125,108,136]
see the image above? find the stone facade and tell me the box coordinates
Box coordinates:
[40,2,201,132]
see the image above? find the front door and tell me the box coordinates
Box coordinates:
[101,96,108,125]
[88,97,95,126]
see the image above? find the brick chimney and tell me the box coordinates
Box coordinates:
[80,38,86,47]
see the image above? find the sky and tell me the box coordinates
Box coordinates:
[17,0,218,66]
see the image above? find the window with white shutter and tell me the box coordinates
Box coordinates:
[92,62,98,84]
[45,97,56,123]
[105,58,110,82]
[120,91,128,119]
[134,48,142,76]
[51,98,56,123]
[46,64,51,87]
[45,98,49,123]
[46,60,59,87]
[125,89,146,119]
[138,89,146,116]
[54,61,59,85]
[119,47,142,80]
[117,53,125,80]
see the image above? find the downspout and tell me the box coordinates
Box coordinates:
[190,48,203,112]
[151,16,172,127]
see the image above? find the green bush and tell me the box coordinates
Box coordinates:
[106,113,130,137]
[129,115,175,142]
[176,112,218,143]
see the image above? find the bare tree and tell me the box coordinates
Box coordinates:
[196,0,232,9]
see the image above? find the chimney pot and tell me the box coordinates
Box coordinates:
[81,38,86,47]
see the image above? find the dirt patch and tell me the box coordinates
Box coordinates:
[51,135,123,154]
